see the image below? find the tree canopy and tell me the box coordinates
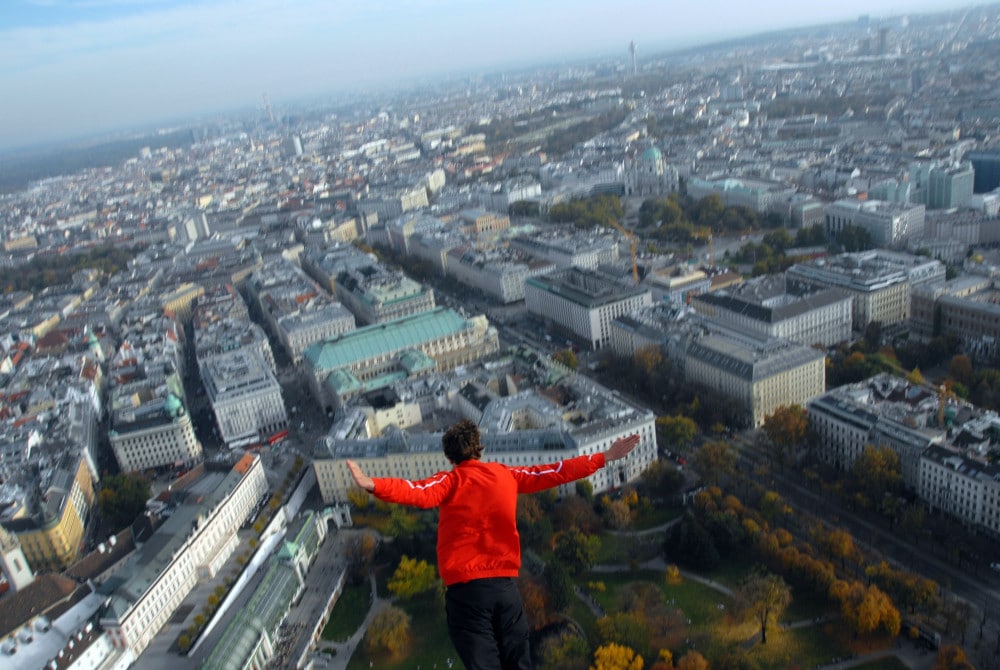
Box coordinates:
[733,572,793,645]
[387,555,438,600]
[98,473,151,530]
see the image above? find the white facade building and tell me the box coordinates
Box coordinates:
[524,268,653,350]
[100,455,268,659]
[202,349,288,448]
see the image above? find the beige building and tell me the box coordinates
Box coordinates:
[2,454,95,573]
[160,282,206,325]
[109,390,202,473]
[684,334,826,428]
[786,251,944,332]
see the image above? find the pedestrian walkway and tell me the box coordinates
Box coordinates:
[324,572,391,670]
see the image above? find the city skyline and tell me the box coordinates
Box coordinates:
[0,0,985,151]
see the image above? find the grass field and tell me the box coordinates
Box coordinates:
[321,581,371,642]
[346,593,455,670]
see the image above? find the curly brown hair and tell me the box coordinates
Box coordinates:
[442,419,483,464]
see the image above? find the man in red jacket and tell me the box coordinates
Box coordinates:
[347,419,640,670]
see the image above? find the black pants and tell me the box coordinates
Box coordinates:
[445,578,532,670]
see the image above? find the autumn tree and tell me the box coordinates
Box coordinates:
[517,494,553,548]
[554,494,602,534]
[640,460,686,498]
[850,445,902,509]
[602,498,633,530]
[762,404,808,471]
[364,606,411,656]
[553,348,579,370]
[933,644,974,669]
[595,611,651,657]
[385,505,422,538]
[347,486,371,509]
[818,527,856,570]
[675,650,710,670]
[344,531,378,583]
[519,575,551,629]
[554,527,601,575]
[829,580,901,637]
[734,572,792,645]
[657,415,698,451]
[540,630,590,670]
[692,439,737,485]
[948,355,973,387]
[591,642,644,670]
[387,555,437,600]
[635,345,665,376]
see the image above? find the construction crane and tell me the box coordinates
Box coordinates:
[693,227,714,265]
[608,219,639,286]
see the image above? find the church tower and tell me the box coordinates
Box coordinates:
[0,525,34,593]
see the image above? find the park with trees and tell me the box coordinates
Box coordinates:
[319,412,971,669]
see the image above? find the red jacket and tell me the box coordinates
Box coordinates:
[371,453,606,586]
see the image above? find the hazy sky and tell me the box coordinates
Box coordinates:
[0,0,982,151]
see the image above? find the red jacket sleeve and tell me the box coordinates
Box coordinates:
[508,453,606,495]
[371,471,457,509]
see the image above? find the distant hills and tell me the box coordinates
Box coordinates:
[0,128,195,195]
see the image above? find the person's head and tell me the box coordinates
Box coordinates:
[442,419,483,464]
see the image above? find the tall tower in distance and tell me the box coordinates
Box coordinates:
[629,40,638,77]
[0,525,34,593]
[262,92,275,124]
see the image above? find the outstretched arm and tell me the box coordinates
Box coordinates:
[347,460,375,492]
[604,433,640,462]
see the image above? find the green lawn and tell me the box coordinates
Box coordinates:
[633,504,683,530]
[322,581,371,642]
[596,531,664,564]
[745,623,854,670]
[347,594,455,670]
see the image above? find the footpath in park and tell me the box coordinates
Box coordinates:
[326,522,937,670]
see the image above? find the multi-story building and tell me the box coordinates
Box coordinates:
[687,175,797,215]
[806,374,943,487]
[510,231,619,270]
[0,454,95,573]
[825,199,926,248]
[919,444,1000,537]
[108,383,202,473]
[99,455,268,659]
[683,333,826,428]
[315,373,656,503]
[691,276,852,347]
[909,275,991,342]
[524,268,653,350]
[644,265,712,306]
[909,160,975,210]
[457,209,510,239]
[968,150,1000,194]
[445,246,556,303]
[303,307,499,412]
[249,261,356,364]
[159,282,206,325]
[786,250,944,332]
[202,349,287,448]
[302,245,435,325]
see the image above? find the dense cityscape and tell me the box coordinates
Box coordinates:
[3,2,1000,669]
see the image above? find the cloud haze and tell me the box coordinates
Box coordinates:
[0,0,978,150]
